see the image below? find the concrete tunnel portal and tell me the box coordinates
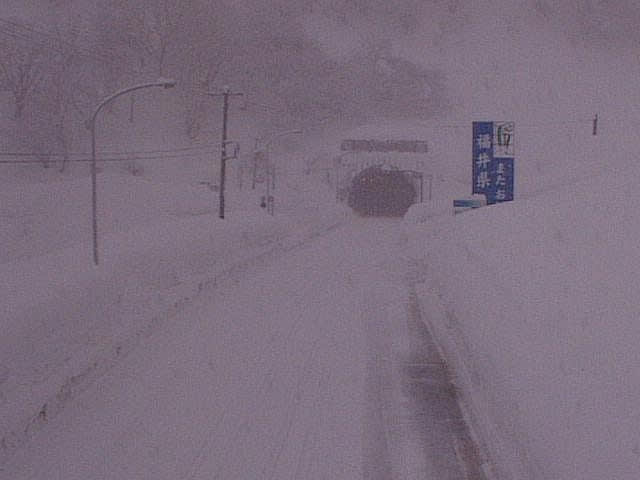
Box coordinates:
[335,138,430,217]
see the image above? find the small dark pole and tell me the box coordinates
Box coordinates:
[91,120,98,265]
[593,114,598,136]
[219,87,230,219]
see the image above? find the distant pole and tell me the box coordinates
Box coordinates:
[91,122,98,265]
[219,88,229,219]
[208,86,243,219]
[593,114,598,136]
[258,129,303,215]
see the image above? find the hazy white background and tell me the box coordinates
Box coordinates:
[2,1,640,479]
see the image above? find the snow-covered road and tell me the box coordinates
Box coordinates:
[3,219,482,479]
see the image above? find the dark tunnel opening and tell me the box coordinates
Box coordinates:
[347,166,417,217]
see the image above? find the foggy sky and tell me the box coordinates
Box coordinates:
[2,0,638,143]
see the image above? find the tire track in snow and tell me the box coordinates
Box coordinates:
[3,218,486,480]
[357,226,489,480]
[263,337,321,480]
[189,288,320,480]
[189,225,354,479]
[361,288,395,480]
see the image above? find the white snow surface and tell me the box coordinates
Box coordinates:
[403,122,640,478]
[4,114,640,479]
[4,23,640,475]
[1,161,474,479]
[5,1,640,477]
[0,165,350,466]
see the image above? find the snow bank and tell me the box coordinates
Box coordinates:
[406,167,640,479]
[0,170,348,463]
[0,173,215,263]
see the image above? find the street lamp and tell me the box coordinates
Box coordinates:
[89,78,176,265]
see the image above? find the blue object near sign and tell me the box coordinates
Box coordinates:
[453,195,487,214]
[453,199,483,208]
[472,121,514,204]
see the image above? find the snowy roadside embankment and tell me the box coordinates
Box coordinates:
[0,172,348,464]
[405,168,640,480]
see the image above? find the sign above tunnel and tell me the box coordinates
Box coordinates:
[472,121,514,205]
[340,139,428,154]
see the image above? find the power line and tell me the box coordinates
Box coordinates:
[0,18,141,78]
[0,26,103,65]
[0,27,138,81]
[0,115,599,163]
[0,143,222,158]
[0,18,129,65]
[0,150,218,165]
[413,118,592,129]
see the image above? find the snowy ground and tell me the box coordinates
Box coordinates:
[0,162,349,464]
[1,155,483,480]
[4,106,640,480]
[1,216,482,479]
[5,1,640,477]
[404,127,640,478]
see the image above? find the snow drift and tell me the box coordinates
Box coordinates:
[406,165,640,480]
[0,169,348,464]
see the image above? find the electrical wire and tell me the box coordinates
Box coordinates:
[0,27,104,66]
[0,18,129,65]
[413,118,593,129]
[0,28,139,82]
[0,150,218,165]
[0,143,222,158]
[0,19,141,79]
[0,115,598,163]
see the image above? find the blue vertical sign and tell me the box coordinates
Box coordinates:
[472,121,514,204]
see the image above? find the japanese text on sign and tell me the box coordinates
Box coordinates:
[472,121,514,204]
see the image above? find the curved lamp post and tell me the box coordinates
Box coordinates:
[89,78,176,265]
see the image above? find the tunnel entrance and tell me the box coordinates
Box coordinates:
[347,166,417,217]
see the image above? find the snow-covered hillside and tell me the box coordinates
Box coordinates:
[396,3,640,476]
[404,118,640,479]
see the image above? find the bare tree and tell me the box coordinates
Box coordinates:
[95,0,187,79]
[182,53,225,139]
[0,13,105,170]
[172,2,232,139]
[0,39,43,120]
[43,27,95,172]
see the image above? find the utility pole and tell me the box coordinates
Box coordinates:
[208,86,243,219]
